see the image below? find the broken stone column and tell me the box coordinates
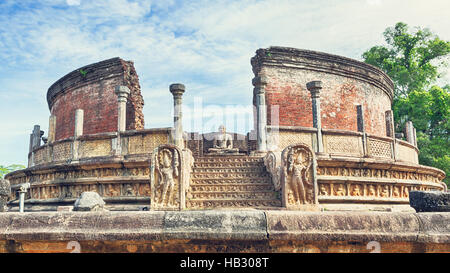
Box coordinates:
[306,81,323,153]
[28,125,43,167]
[253,76,268,152]
[72,109,84,161]
[385,110,395,138]
[405,121,415,145]
[74,109,84,137]
[48,115,56,143]
[32,125,43,149]
[357,105,369,156]
[114,86,130,132]
[170,83,185,148]
[356,105,365,132]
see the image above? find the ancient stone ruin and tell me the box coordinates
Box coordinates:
[1,46,449,253]
[3,46,447,213]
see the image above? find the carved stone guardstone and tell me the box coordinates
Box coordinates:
[264,151,282,192]
[0,179,11,212]
[150,144,186,210]
[281,143,319,210]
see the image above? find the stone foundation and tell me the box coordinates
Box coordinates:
[0,210,448,253]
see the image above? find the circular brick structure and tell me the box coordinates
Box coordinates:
[47,57,144,141]
[251,46,394,136]
[4,48,447,212]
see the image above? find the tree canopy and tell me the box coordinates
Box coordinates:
[363,22,450,186]
[0,164,25,179]
[363,22,450,99]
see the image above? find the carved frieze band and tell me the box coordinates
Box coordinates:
[317,166,445,202]
[317,181,441,200]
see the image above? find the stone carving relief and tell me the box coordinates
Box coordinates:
[0,179,11,212]
[281,143,317,208]
[263,151,282,191]
[150,144,185,210]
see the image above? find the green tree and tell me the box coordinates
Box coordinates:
[363,22,450,186]
[0,164,25,179]
[363,22,450,99]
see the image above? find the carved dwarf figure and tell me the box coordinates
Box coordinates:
[208,125,239,154]
[351,184,362,196]
[0,179,11,212]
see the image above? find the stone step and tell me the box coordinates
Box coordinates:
[186,199,282,209]
[189,190,278,200]
[190,178,272,185]
[194,157,264,163]
[192,167,267,173]
[193,162,265,168]
[191,172,270,179]
[190,183,275,192]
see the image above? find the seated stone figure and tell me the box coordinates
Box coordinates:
[208,125,239,154]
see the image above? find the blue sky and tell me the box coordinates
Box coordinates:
[0,0,449,166]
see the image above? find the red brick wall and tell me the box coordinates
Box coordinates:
[47,58,144,141]
[51,77,122,140]
[252,47,394,136]
[263,70,392,135]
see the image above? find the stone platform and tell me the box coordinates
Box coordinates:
[0,210,448,253]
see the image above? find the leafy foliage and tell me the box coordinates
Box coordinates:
[363,22,450,186]
[363,22,450,99]
[0,164,25,179]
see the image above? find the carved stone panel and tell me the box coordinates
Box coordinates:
[0,179,11,212]
[150,144,185,210]
[281,143,318,209]
[263,151,282,191]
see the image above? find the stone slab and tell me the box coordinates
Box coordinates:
[265,210,420,242]
[0,210,448,252]
[410,191,450,212]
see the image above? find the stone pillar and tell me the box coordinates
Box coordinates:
[170,83,185,148]
[114,86,130,132]
[356,105,365,132]
[18,183,29,213]
[405,121,415,145]
[74,109,84,137]
[32,125,42,149]
[72,110,84,161]
[306,81,323,153]
[413,127,417,147]
[28,125,43,167]
[48,115,56,143]
[385,110,395,138]
[253,75,268,152]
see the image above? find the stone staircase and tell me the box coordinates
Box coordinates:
[186,155,281,209]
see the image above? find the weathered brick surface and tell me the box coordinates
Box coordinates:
[252,47,394,136]
[47,58,144,141]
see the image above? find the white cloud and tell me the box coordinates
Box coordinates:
[66,0,81,6]
[0,0,449,165]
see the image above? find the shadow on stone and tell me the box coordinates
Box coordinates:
[409,190,450,212]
